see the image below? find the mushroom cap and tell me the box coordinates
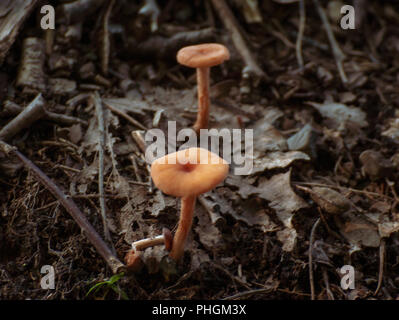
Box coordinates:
[151,147,229,198]
[177,43,230,68]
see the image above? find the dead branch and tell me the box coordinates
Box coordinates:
[309,217,321,300]
[127,28,216,61]
[16,38,46,93]
[296,0,306,69]
[1,100,87,126]
[0,0,37,65]
[0,140,125,274]
[312,0,347,84]
[103,100,148,130]
[210,0,266,79]
[58,0,106,25]
[374,238,386,296]
[92,92,115,252]
[99,0,115,75]
[0,94,46,141]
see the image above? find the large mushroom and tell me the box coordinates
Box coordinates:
[151,147,229,261]
[177,43,230,133]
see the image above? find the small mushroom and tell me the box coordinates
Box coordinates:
[151,147,229,261]
[125,228,172,272]
[177,43,230,133]
[131,228,173,252]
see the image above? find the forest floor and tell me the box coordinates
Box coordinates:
[0,0,399,300]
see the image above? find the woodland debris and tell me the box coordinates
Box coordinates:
[0,140,125,274]
[138,0,160,32]
[92,92,114,251]
[127,28,216,61]
[0,100,86,126]
[335,211,381,249]
[252,150,310,174]
[99,0,115,75]
[287,123,313,152]
[210,0,265,79]
[16,37,46,93]
[0,93,45,141]
[307,101,368,128]
[235,0,263,24]
[0,0,37,65]
[297,185,351,215]
[58,0,106,25]
[48,78,77,96]
[312,0,347,84]
[359,150,394,181]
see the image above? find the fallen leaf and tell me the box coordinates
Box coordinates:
[308,101,368,128]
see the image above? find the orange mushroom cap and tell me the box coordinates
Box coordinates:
[177,43,230,68]
[151,148,229,198]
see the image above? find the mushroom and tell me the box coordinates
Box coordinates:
[125,228,172,272]
[132,228,173,252]
[177,43,230,133]
[151,147,229,261]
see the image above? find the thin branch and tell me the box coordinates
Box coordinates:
[0,140,125,274]
[374,238,386,296]
[103,100,148,130]
[210,0,266,79]
[0,93,45,141]
[1,100,87,126]
[309,217,321,300]
[296,0,306,69]
[312,0,347,84]
[92,92,115,253]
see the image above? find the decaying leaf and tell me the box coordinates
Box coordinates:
[335,212,381,248]
[287,123,313,152]
[277,228,297,252]
[252,151,310,174]
[300,185,351,215]
[257,170,308,228]
[308,101,368,128]
[382,116,399,142]
[359,149,394,181]
[150,190,176,217]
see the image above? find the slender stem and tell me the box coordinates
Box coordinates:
[169,195,196,261]
[132,235,164,251]
[193,67,210,133]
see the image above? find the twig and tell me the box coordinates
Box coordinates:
[100,0,115,75]
[16,37,46,93]
[293,181,394,201]
[222,287,273,300]
[198,195,225,227]
[0,0,37,65]
[92,92,115,253]
[374,238,385,296]
[322,267,334,300]
[309,218,321,300]
[312,0,347,84]
[60,0,106,24]
[296,0,306,69]
[0,140,125,274]
[210,262,251,290]
[1,100,87,126]
[210,0,266,79]
[0,93,45,141]
[103,101,147,130]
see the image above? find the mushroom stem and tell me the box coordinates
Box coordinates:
[169,194,196,261]
[193,67,210,133]
[132,235,165,251]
